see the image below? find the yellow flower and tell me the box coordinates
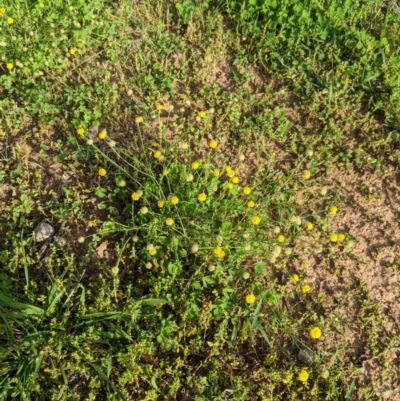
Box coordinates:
[227,182,234,189]
[156,103,163,111]
[306,222,314,230]
[209,139,218,149]
[198,193,207,202]
[98,168,106,177]
[7,17,14,24]
[245,294,256,304]
[69,48,76,55]
[38,2,45,8]
[170,196,179,205]
[191,161,200,170]
[98,130,107,139]
[232,176,239,184]
[135,116,144,123]
[157,200,164,208]
[76,127,85,136]
[291,274,300,283]
[87,221,94,227]
[329,205,338,215]
[247,200,255,208]
[277,234,285,243]
[213,246,224,258]
[0,8,6,15]
[153,150,162,159]
[198,111,206,118]
[225,166,233,174]
[301,284,311,293]
[186,173,194,182]
[338,233,346,242]
[213,169,220,177]
[111,266,119,275]
[165,218,174,226]
[131,192,141,201]
[251,216,261,226]
[243,186,251,195]
[162,169,169,176]
[330,233,338,242]
[6,63,13,70]
[309,326,322,339]
[303,170,311,179]
[227,170,235,178]
[298,369,309,382]
[149,248,157,256]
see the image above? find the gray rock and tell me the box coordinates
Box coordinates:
[298,348,315,365]
[34,222,55,242]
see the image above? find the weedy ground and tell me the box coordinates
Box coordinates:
[1,0,400,400]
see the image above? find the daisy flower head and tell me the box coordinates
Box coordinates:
[245,294,256,304]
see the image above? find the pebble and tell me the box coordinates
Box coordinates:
[34,222,55,242]
[298,348,315,365]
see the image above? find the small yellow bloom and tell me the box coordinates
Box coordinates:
[309,326,322,339]
[149,248,157,256]
[338,233,346,242]
[227,170,235,178]
[7,17,14,24]
[6,63,13,70]
[247,200,255,208]
[298,369,309,382]
[251,216,261,226]
[135,116,144,123]
[191,161,200,170]
[209,139,218,149]
[157,200,164,208]
[111,266,119,275]
[330,233,338,242]
[153,150,162,159]
[213,169,220,177]
[198,193,207,202]
[301,284,311,293]
[0,8,6,15]
[306,222,314,230]
[213,246,224,257]
[131,192,141,201]
[245,294,256,304]
[69,48,76,55]
[162,169,169,176]
[170,196,179,205]
[87,221,94,227]
[232,176,239,184]
[156,103,163,111]
[76,127,85,136]
[227,182,234,189]
[198,111,206,118]
[98,130,107,139]
[186,173,194,182]
[98,168,106,177]
[38,2,45,8]
[329,205,338,215]
[291,274,300,283]
[277,234,285,243]
[243,186,251,195]
[165,218,174,226]
[225,166,233,174]
[303,170,311,179]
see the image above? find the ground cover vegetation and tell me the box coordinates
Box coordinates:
[1,0,400,400]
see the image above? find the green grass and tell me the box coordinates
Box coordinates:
[0,0,399,400]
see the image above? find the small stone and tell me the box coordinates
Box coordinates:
[34,222,55,242]
[298,348,314,365]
